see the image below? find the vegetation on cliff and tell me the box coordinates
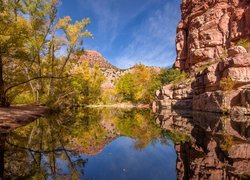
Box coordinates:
[158,68,187,85]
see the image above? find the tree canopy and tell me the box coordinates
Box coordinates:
[0,0,92,107]
[115,64,161,104]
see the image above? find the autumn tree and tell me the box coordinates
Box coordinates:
[0,0,32,106]
[115,65,161,104]
[0,0,92,107]
[50,61,105,107]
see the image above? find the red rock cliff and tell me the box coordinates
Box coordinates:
[174,0,250,71]
[154,0,250,114]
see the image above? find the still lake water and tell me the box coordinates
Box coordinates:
[0,108,249,179]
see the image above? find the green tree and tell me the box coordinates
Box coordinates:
[115,73,136,102]
[158,68,187,85]
[115,64,161,103]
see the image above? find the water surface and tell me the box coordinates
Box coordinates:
[0,108,249,179]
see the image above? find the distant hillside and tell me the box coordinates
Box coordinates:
[76,50,117,70]
[74,50,161,89]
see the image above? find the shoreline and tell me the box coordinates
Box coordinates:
[0,105,49,133]
[86,103,150,109]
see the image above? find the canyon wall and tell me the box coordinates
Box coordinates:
[155,0,250,114]
[174,0,250,70]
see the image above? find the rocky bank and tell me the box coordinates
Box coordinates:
[155,0,250,114]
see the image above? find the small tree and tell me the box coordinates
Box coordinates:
[158,68,187,85]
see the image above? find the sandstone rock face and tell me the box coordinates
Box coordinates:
[175,0,250,70]
[77,50,117,69]
[155,0,250,114]
[154,83,193,111]
[228,46,247,57]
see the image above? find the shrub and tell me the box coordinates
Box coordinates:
[158,68,187,85]
[220,133,233,151]
[220,77,236,91]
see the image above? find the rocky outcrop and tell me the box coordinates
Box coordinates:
[175,0,250,70]
[153,83,193,111]
[156,0,250,114]
[77,50,117,70]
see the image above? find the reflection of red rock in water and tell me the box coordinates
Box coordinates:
[70,118,119,156]
[70,136,117,156]
[156,110,250,179]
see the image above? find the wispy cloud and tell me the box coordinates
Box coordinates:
[74,0,181,69]
[80,0,160,52]
[114,2,181,68]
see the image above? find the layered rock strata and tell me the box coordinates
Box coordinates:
[175,0,250,70]
[155,0,250,114]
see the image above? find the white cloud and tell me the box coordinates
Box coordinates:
[77,0,161,51]
[113,2,180,68]
[75,0,181,69]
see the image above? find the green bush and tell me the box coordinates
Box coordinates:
[13,92,35,105]
[158,68,187,85]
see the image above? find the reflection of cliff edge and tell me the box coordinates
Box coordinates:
[69,116,120,156]
[155,0,250,114]
[156,109,250,179]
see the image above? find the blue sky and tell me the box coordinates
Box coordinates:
[58,0,181,69]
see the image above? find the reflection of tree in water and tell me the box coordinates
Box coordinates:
[3,113,89,179]
[2,108,170,179]
[114,109,164,150]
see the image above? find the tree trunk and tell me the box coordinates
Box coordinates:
[0,134,6,179]
[0,52,7,107]
[48,43,55,96]
[37,53,44,95]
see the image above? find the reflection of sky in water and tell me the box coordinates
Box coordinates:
[2,109,178,179]
[2,109,250,179]
[64,137,177,180]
